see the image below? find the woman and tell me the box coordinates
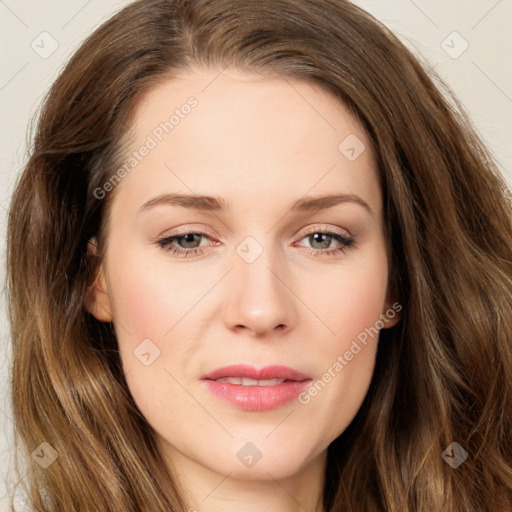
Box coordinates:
[6,0,512,510]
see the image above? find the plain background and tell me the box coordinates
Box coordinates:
[0,0,511,509]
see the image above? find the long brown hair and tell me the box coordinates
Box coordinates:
[6,0,512,510]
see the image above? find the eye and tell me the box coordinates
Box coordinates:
[294,227,356,257]
[156,231,217,258]
[156,226,356,258]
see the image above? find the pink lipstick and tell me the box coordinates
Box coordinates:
[200,364,312,411]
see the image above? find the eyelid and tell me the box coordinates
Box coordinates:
[153,225,219,242]
[299,224,353,239]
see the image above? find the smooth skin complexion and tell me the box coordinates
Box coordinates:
[88,68,401,512]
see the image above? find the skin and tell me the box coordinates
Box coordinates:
[87,67,400,512]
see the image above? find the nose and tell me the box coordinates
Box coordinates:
[222,242,297,337]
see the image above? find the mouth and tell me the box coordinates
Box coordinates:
[211,377,289,386]
[200,364,312,411]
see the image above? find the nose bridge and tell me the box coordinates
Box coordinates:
[235,233,280,289]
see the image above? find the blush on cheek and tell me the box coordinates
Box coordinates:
[107,261,166,334]
[324,276,387,342]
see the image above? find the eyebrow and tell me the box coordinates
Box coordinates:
[137,192,374,216]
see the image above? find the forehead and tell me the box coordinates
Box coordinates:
[109,67,382,222]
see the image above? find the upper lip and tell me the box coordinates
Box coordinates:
[200,364,311,382]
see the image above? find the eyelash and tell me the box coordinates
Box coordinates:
[156,227,356,258]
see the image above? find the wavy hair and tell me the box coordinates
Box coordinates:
[6,0,512,510]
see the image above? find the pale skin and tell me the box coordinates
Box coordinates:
[87,67,400,512]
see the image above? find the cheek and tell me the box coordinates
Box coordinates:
[308,246,388,345]
[106,249,203,341]
[103,248,191,392]
[299,249,388,424]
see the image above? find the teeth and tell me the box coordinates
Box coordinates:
[215,377,286,386]
[255,378,286,386]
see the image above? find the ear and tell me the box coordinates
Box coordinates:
[85,237,113,322]
[381,295,402,329]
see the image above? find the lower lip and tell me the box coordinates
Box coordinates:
[202,379,312,411]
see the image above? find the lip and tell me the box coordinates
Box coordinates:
[200,364,312,411]
[200,364,311,381]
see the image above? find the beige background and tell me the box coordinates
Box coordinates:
[1,0,511,509]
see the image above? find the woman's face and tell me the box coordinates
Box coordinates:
[88,68,399,488]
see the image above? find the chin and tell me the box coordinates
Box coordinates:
[211,437,321,481]
[214,456,310,481]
